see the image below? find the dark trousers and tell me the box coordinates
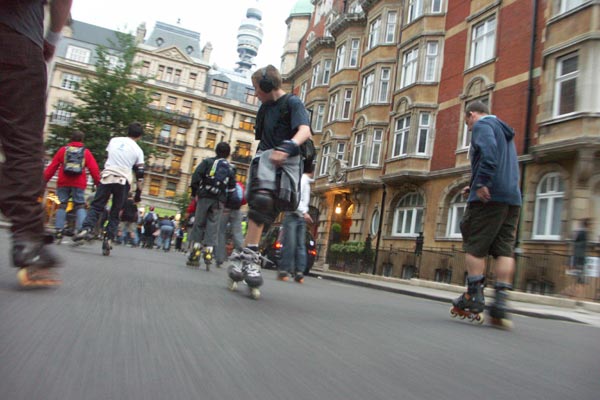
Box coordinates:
[82,182,129,240]
[0,24,47,241]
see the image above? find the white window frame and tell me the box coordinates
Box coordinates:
[349,39,360,67]
[342,89,353,120]
[319,144,331,176]
[392,193,424,237]
[424,41,439,82]
[314,104,325,132]
[470,16,496,68]
[370,129,383,166]
[446,193,466,238]
[560,0,586,13]
[393,115,410,157]
[159,124,172,139]
[378,68,391,103]
[54,100,73,123]
[352,132,366,167]
[360,72,375,107]
[416,112,431,155]
[431,0,444,13]
[462,97,489,149]
[336,143,346,160]
[533,173,565,240]
[553,53,578,117]
[299,81,308,102]
[368,17,381,50]
[335,44,346,72]
[65,45,91,64]
[311,63,320,88]
[385,11,397,43]
[327,92,338,123]
[61,73,82,90]
[371,209,380,236]
[322,59,332,85]
[407,0,423,23]
[401,47,418,88]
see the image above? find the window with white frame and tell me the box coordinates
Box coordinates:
[461,97,489,149]
[335,44,346,72]
[336,142,346,160]
[446,192,466,238]
[553,53,578,116]
[61,73,82,90]
[319,143,331,176]
[370,129,383,165]
[416,112,431,155]
[342,89,353,119]
[349,39,360,67]
[385,11,397,43]
[311,63,320,88]
[360,72,375,107]
[401,47,418,87]
[53,100,73,123]
[368,17,381,50]
[322,59,332,85]
[327,92,338,123]
[424,41,439,82]
[107,55,120,69]
[352,132,366,167]
[470,16,496,67]
[393,115,410,157]
[313,104,325,132]
[560,0,586,13]
[349,1,363,13]
[407,0,423,23]
[299,81,308,102]
[533,173,564,239]
[378,68,391,103]
[393,192,424,236]
[66,46,91,64]
[431,0,444,13]
[159,124,172,139]
[371,209,380,236]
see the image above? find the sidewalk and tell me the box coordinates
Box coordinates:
[311,267,600,327]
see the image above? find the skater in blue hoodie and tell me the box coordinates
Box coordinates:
[451,101,522,328]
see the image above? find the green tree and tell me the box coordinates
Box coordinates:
[46,31,159,166]
[172,191,192,217]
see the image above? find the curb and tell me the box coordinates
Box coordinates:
[311,270,586,324]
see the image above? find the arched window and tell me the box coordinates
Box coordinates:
[446,192,466,238]
[371,209,380,236]
[392,192,424,236]
[533,173,565,239]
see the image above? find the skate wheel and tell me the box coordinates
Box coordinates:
[450,308,457,318]
[474,314,485,325]
[17,268,61,288]
[249,287,260,300]
[228,279,238,291]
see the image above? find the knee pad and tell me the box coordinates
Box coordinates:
[247,189,277,225]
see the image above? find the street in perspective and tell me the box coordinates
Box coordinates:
[1,230,599,400]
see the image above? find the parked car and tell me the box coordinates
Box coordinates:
[259,224,317,275]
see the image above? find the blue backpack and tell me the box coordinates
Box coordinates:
[203,158,230,195]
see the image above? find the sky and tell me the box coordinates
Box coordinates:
[70,0,303,71]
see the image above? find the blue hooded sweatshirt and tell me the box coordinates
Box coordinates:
[468,116,522,206]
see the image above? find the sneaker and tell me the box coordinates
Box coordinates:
[73,229,93,242]
[294,272,304,284]
[277,271,290,281]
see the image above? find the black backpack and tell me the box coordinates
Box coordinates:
[255,94,317,172]
[63,146,86,175]
[202,158,231,195]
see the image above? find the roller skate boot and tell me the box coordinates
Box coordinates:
[102,231,112,256]
[13,239,62,288]
[489,284,513,330]
[72,229,94,245]
[294,272,305,284]
[203,246,213,271]
[227,249,246,291]
[277,271,290,282]
[450,275,485,325]
[54,229,63,245]
[186,243,201,267]
[243,263,263,300]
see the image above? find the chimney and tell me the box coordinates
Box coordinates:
[202,42,213,63]
[136,22,146,44]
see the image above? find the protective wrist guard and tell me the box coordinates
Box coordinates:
[134,188,142,203]
[275,140,300,157]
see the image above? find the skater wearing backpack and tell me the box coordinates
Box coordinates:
[44,131,101,242]
[225,65,311,299]
[215,182,246,269]
[187,141,237,269]
[142,206,158,248]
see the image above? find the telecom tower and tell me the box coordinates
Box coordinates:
[235,3,264,74]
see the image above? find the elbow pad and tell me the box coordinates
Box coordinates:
[134,165,145,181]
[275,140,300,157]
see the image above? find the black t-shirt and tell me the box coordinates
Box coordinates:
[257,94,310,152]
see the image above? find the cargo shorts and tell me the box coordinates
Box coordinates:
[460,202,520,258]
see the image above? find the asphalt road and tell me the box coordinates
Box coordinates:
[1,232,599,400]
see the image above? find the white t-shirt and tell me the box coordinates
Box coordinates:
[105,137,144,170]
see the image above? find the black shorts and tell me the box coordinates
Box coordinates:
[460,202,520,258]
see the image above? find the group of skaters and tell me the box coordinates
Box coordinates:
[0,0,526,324]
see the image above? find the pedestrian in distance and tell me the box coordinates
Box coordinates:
[73,122,145,257]
[215,182,246,269]
[187,141,237,270]
[226,65,311,299]
[451,101,522,329]
[44,130,101,243]
[278,161,314,283]
[0,0,73,287]
[142,206,158,248]
[119,192,140,246]
[159,216,175,252]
